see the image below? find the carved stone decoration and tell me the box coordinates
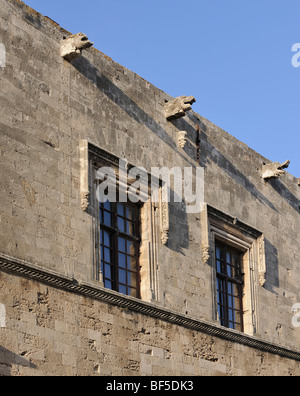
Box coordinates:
[61,33,94,62]
[262,160,290,180]
[201,244,210,265]
[80,140,90,211]
[160,190,169,245]
[139,201,159,301]
[200,203,211,265]
[161,229,169,246]
[178,131,187,149]
[258,235,267,287]
[165,96,196,121]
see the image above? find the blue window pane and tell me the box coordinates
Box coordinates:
[104,211,111,227]
[119,269,127,284]
[118,238,126,253]
[216,259,221,273]
[104,248,111,263]
[103,231,111,247]
[119,253,126,269]
[218,279,225,293]
[226,252,232,277]
[228,295,233,309]
[99,201,140,297]
[103,201,111,211]
[227,265,232,278]
[104,280,112,290]
[117,203,124,216]
[118,217,125,233]
[226,252,231,264]
[105,264,112,279]
[119,285,127,295]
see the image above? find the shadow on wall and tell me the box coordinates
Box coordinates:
[172,115,300,219]
[0,346,36,376]
[72,56,191,254]
[264,239,280,294]
[73,54,300,217]
[71,55,299,254]
[168,191,189,254]
[198,130,279,212]
[71,56,198,169]
[199,129,300,215]
[268,179,300,214]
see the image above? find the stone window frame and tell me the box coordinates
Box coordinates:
[215,241,245,332]
[98,200,142,298]
[79,140,168,303]
[201,203,266,336]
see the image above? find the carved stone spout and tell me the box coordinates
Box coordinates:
[61,33,94,62]
[262,160,290,180]
[165,96,196,121]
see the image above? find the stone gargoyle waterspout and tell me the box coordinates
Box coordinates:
[61,33,94,62]
[165,96,196,121]
[262,160,290,180]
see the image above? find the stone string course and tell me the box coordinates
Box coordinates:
[0,254,300,376]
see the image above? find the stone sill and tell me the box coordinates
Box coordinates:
[0,253,300,362]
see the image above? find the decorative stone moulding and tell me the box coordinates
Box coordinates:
[178,131,188,149]
[205,204,267,288]
[165,96,196,121]
[201,245,210,266]
[61,33,94,62]
[160,191,170,245]
[258,235,267,287]
[262,160,290,180]
[200,203,211,265]
[80,140,90,211]
[1,253,300,362]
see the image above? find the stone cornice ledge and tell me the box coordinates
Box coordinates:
[1,253,300,362]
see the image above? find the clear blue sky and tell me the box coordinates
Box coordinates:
[24,0,300,177]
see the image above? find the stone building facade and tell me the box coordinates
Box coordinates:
[0,0,300,376]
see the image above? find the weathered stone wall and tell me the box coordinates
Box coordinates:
[0,0,206,321]
[0,0,299,376]
[201,117,300,348]
[1,270,299,376]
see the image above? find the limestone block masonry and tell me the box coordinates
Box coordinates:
[0,0,300,376]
